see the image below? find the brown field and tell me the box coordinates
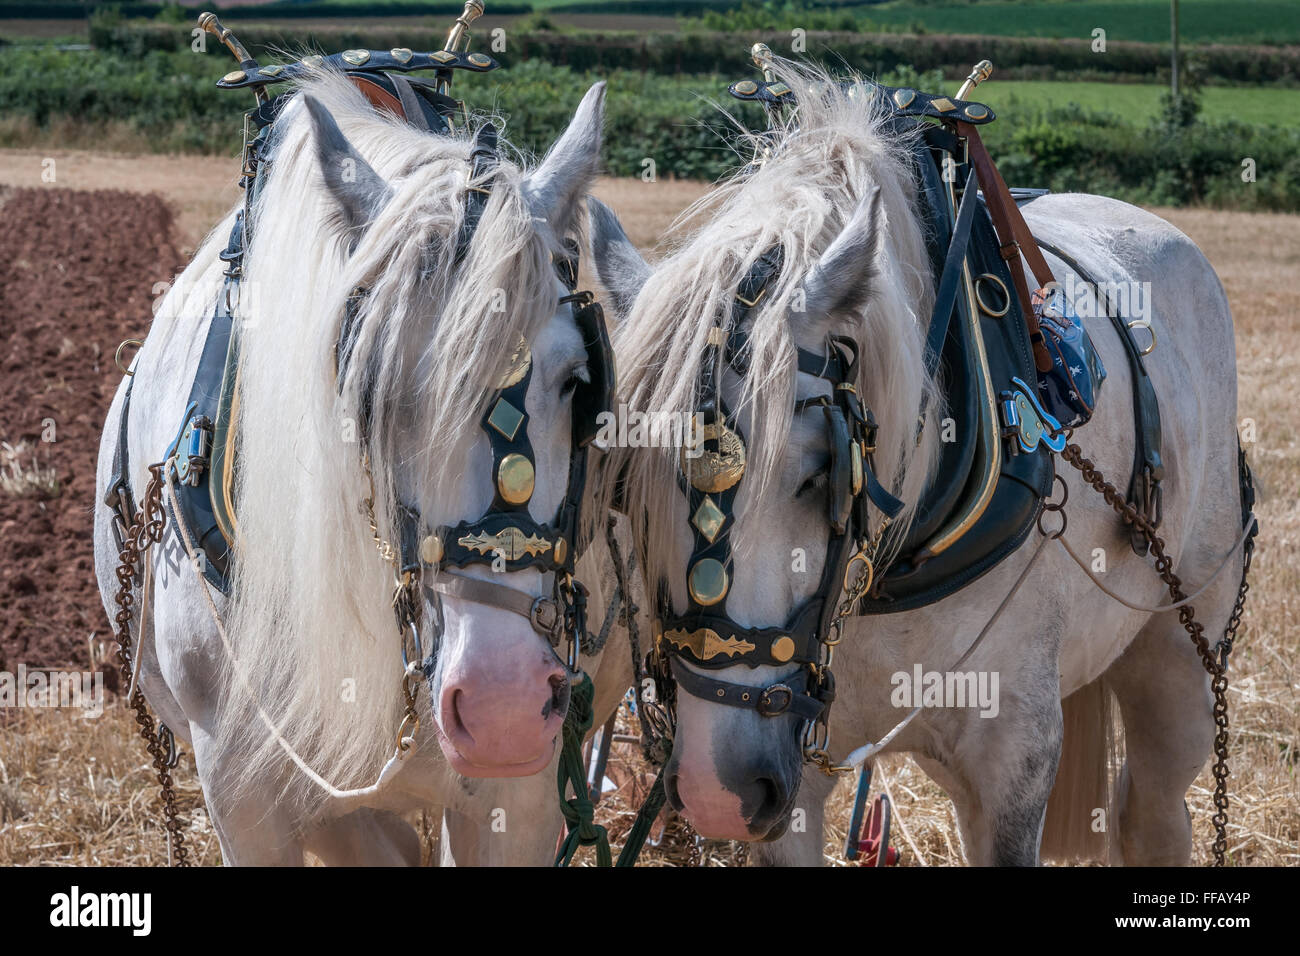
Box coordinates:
[0,150,1295,867]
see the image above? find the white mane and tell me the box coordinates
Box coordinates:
[603,59,943,593]
[215,70,572,810]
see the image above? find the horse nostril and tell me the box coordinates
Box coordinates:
[753,776,782,818]
[542,673,570,719]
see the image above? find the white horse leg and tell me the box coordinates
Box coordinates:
[302,808,422,867]
[1103,614,1222,866]
[748,766,834,866]
[188,725,306,866]
[926,658,1064,866]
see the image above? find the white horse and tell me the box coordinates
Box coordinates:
[589,60,1249,865]
[93,69,631,865]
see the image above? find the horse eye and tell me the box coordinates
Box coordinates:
[561,365,590,396]
[796,469,829,498]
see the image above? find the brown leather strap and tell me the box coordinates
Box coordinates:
[427,571,562,643]
[349,75,406,119]
[958,121,1055,373]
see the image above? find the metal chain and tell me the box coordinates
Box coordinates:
[805,517,892,775]
[111,463,191,867]
[1062,443,1253,867]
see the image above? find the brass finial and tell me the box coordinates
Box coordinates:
[956,59,993,100]
[445,1,485,53]
[198,12,255,67]
[751,42,776,82]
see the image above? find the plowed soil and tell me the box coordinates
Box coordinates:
[0,188,184,675]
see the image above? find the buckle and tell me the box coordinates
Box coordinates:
[757,683,793,717]
[530,597,562,646]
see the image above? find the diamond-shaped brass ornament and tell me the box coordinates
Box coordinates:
[487,397,525,441]
[691,496,726,543]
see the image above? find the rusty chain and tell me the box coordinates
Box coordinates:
[1062,442,1255,867]
[111,463,191,867]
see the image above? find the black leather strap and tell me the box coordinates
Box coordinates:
[671,658,826,721]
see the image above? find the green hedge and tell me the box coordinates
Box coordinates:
[0,47,1294,209]
[86,22,1300,87]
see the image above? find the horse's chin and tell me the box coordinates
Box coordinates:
[433,725,556,778]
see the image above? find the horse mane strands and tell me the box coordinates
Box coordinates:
[220,68,563,810]
[604,57,943,598]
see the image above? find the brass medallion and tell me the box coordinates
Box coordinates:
[302,55,325,69]
[419,533,443,565]
[467,53,492,67]
[964,104,990,120]
[222,70,247,84]
[663,627,755,661]
[390,48,414,64]
[342,49,371,66]
[892,88,917,109]
[431,50,457,64]
[734,80,758,95]
[930,96,956,113]
[497,453,535,505]
[689,557,729,606]
[681,418,746,493]
[496,335,532,388]
[770,635,796,663]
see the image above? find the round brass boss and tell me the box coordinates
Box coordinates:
[688,558,729,606]
[770,635,796,663]
[497,453,535,505]
[553,537,568,564]
[419,534,443,565]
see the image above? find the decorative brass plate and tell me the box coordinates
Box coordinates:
[458,527,551,561]
[663,627,755,661]
[222,70,247,84]
[691,495,726,543]
[487,397,525,441]
[391,48,414,64]
[681,419,746,493]
[734,80,758,95]
[342,49,371,66]
[431,51,457,64]
[892,88,917,109]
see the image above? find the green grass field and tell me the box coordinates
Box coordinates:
[983,80,1298,128]
[805,0,1295,46]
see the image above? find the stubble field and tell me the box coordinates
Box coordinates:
[0,149,1294,866]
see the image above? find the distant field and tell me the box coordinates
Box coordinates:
[853,0,1298,46]
[983,81,1299,129]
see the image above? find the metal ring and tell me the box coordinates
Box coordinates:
[395,712,420,753]
[974,273,1011,318]
[114,338,143,376]
[1127,319,1156,356]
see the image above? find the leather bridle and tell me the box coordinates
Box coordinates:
[655,245,903,767]
[336,124,615,678]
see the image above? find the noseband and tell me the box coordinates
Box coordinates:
[656,246,903,766]
[337,124,614,676]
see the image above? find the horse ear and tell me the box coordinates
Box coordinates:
[587,197,649,321]
[523,82,605,242]
[302,95,393,238]
[798,187,883,323]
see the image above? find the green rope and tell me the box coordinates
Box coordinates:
[555,672,612,867]
[615,767,667,868]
